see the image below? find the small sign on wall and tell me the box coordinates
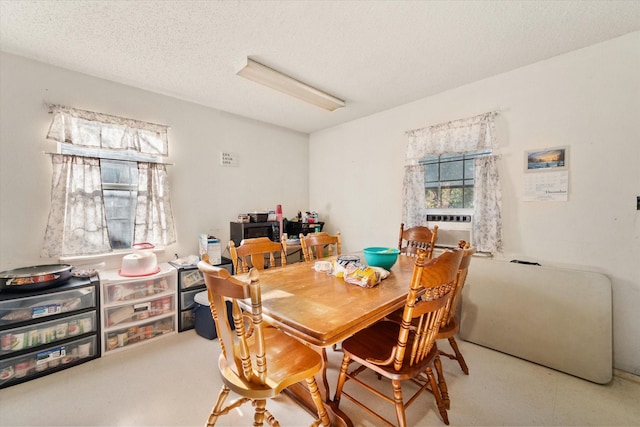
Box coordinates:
[220,151,238,167]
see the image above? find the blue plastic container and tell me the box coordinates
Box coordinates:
[193,291,234,340]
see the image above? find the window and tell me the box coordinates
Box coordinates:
[403,112,502,253]
[42,105,176,258]
[60,144,161,251]
[100,160,138,249]
[422,150,491,209]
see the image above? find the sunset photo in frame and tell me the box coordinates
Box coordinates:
[525,146,568,172]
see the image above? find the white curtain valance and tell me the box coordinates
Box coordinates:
[46,104,169,157]
[405,111,497,164]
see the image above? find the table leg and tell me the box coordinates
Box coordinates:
[284,346,353,427]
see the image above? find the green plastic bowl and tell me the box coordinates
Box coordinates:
[363,247,400,270]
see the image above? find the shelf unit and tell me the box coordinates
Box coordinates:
[170,257,232,332]
[99,263,177,355]
[0,276,100,389]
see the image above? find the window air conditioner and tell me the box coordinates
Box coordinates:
[426,212,473,248]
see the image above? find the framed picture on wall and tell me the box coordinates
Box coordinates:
[525,146,569,172]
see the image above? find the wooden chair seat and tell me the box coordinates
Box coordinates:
[218,326,323,397]
[435,316,459,337]
[341,320,441,380]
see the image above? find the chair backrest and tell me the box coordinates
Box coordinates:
[398,223,438,259]
[300,231,341,262]
[393,248,463,370]
[440,241,476,329]
[229,236,287,273]
[197,262,268,385]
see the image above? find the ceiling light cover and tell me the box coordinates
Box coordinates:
[237,58,345,112]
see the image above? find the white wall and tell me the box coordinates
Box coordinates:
[309,32,640,375]
[0,53,309,271]
[1,33,638,375]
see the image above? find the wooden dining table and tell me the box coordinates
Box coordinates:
[236,253,419,426]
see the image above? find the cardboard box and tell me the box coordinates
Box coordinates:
[199,234,221,265]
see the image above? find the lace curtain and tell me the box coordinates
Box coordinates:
[42,155,111,257]
[403,112,503,253]
[472,155,503,253]
[46,104,169,156]
[402,164,426,229]
[134,163,177,246]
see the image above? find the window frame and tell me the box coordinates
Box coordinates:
[421,149,492,210]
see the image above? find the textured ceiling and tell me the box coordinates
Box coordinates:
[1,1,639,134]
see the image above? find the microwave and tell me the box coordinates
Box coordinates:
[229,221,281,247]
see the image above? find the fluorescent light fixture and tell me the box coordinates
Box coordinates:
[237,58,345,112]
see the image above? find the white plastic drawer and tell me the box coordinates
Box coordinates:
[0,287,96,327]
[180,310,195,330]
[0,335,97,387]
[179,269,204,290]
[103,316,175,354]
[0,311,96,356]
[100,265,176,306]
[180,288,202,310]
[104,295,174,328]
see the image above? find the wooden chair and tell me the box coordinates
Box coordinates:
[197,261,331,427]
[434,242,476,409]
[333,248,463,426]
[228,236,287,274]
[300,231,341,262]
[300,231,343,351]
[385,241,476,408]
[398,223,438,259]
